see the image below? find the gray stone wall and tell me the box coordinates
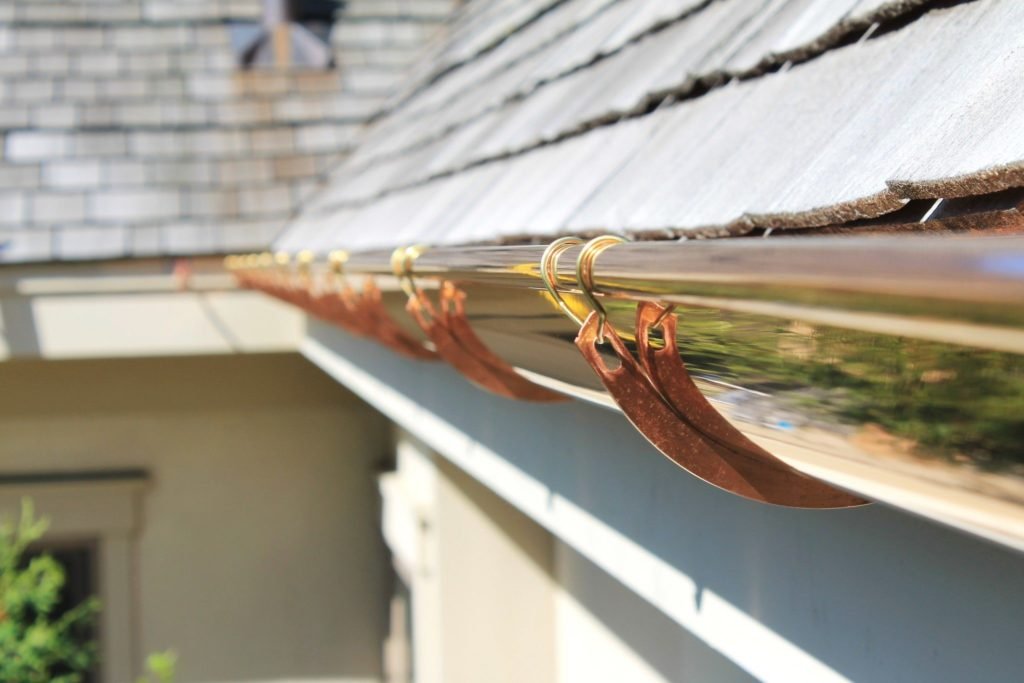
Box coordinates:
[0,0,455,262]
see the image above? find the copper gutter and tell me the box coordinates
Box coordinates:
[236,235,1024,550]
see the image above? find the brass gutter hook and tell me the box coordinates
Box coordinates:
[543,235,867,508]
[395,245,565,401]
[540,236,584,326]
[575,234,628,344]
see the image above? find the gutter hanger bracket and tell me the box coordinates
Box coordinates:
[563,237,868,508]
[395,246,566,402]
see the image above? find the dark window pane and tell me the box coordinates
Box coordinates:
[26,541,99,683]
[296,0,342,23]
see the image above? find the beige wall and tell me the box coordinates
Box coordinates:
[0,353,391,683]
[434,457,556,683]
[381,432,557,683]
[380,431,754,683]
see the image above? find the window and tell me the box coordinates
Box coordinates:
[0,472,147,683]
[232,0,340,69]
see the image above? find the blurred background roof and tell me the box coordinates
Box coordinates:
[0,0,455,262]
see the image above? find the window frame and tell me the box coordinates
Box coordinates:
[0,475,147,683]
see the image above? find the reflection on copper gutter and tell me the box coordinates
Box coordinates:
[229,235,1024,551]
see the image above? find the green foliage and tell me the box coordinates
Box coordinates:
[604,300,1024,471]
[136,650,177,683]
[685,310,1024,470]
[0,498,99,683]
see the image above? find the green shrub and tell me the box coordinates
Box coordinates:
[136,650,177,683]
[0,498,99,683]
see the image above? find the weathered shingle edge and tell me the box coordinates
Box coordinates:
[471,163,1024,243]
[889,161,1024,200]
[741,191,911,233]
[752,0,948,68]
[471,187,1024,246]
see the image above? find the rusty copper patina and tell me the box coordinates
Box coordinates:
[406,281,566,401]
[577,306,865,508]
[359,277,439,361]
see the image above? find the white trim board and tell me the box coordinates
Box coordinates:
[0,289,303,360]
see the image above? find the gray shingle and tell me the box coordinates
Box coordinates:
[280,0,1024,253]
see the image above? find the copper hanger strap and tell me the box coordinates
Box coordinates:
[575,311,770,501]
[292,255,317,313]
[291,282,316,313]
[360,277,439,361]
[304,270,339,322]
[263,253,305,308]
[636,301,773,453]
[233,270,253,288]
[405,286,542,398]
[325,286,365,335]
[270,275,312,311]
[313,268,378,337]
[635,302,866,508]
[402,280,562,400]
[305,262,375,336]
[308,285,365,335]
[305,288,329,321]
[262,276,291,303]
[265,270,302,307]
[438,281,567,402]
[312,250,374,335]
[311,290,340,323]
[575,310,862,507]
